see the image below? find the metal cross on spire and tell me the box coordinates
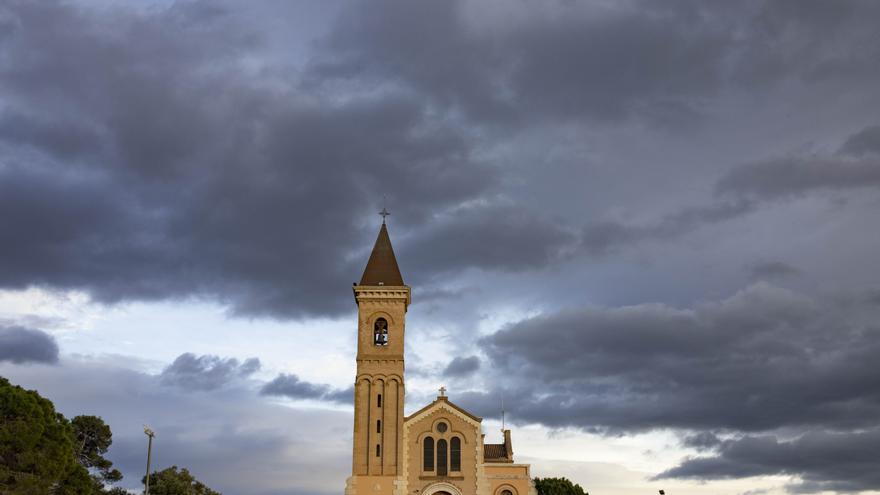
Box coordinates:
[379,195,390,224]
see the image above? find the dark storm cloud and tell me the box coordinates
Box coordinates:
[442,356,480,378]
[261,373,351,404]
[474,283,880,432]
[160,353,261,391]
[315,0,880,125]
[0,325,59,364]
[658,430,880,493]
[314,0,725,124]
[0,0,545,318]
[3,0,880,319]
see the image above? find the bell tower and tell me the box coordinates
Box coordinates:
[348,216,410,495]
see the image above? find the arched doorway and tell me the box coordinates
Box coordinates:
[421,482,462,495]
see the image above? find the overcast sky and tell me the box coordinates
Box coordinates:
[2,1,880,494]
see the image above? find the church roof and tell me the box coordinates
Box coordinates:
[483,443,508,460]
[359,222,404,286]
[484,429,514,463]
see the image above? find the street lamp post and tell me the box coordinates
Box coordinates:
[143,426,155,495]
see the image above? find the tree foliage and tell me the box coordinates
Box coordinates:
[533,477,589,495]
[0,376,89,494]
[0,377,126,495]
[143,466,221,495]
[71,415,123,492]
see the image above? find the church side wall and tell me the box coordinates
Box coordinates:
[482,464,535,495]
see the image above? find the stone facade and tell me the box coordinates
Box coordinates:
[346,223,537,495]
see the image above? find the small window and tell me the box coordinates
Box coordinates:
[436,422,448,433]
[376,444,381,457]
[373,318,389,346]
[501,490,514,495]
[377,394,382,407]
[423,437,434,471]
[451,437,461,471]
[377,420,382,433]
[437,439,448,476]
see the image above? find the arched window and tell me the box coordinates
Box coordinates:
[450,437,461,471]
[377,420,381,433]
[423,437,434,471]
[373,318,388,346]
[437,439,448,476]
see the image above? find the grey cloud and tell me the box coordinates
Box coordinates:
[160,353,261,391]
[442,356,480,378]
[581,200,754,255]
[401,204,577,278]
[323,385,355,405]
[0,325,59,364]
[261,373,351,404]
[658,430,880,493]
[0,112,102,159]
[475,283,880,432]
[682,431,723,451]
[505,3,728,124]
[748,261,801,281]
[839,124,880,156]
[716,156,880,200]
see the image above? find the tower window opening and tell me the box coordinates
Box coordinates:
[373,318,389,346]
[423,437,434,471]
[377,394,382,407]
[377,420,381,433]
[450,437,461,472]
[376,444,381,457]
[437,439,448,476]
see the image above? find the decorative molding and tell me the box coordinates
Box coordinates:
[492,483,519,495]
[421,481,463,495]
[405,400,482,427]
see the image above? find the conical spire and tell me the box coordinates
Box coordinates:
[359,223,404,286]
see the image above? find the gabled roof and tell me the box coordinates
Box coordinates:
[404,396,482,424]
[359,223,404,286]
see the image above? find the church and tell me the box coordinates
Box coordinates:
[344,217,538,495]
